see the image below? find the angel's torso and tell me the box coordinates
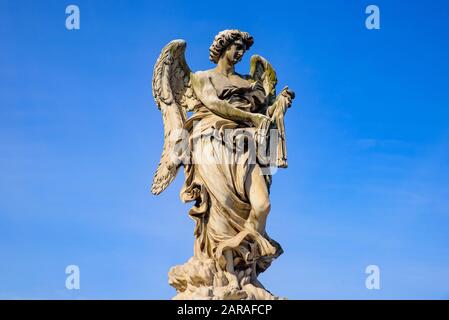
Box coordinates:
[194,70,267,113]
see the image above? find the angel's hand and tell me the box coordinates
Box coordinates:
[251,113,271,128]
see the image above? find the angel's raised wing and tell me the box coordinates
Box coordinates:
[249,55,278,105]
[151,40,200,195]
[250,54,294,169]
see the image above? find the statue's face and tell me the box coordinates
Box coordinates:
[223,39,246,65]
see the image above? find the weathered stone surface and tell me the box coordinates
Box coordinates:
[151,29,295,300]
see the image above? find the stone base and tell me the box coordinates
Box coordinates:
[168,257,284,300]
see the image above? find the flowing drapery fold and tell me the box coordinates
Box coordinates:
[180,106,283,275]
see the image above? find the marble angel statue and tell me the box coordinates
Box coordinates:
[150,29,295,300]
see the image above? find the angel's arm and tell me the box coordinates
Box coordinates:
[191,73,268,127]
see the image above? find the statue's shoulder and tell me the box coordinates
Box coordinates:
[192,69,214,80]
[191,69,216,88]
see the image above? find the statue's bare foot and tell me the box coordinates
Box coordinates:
[224,271,240,290]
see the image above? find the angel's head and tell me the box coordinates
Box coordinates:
[209,29,254,65]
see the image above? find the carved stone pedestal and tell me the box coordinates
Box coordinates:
[168,257,284,300]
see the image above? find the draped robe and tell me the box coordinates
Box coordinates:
[180,71,283,276]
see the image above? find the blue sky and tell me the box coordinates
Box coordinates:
[1,0,449,299]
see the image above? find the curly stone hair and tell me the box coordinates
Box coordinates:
[209,29,254,64]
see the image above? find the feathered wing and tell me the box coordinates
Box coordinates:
[151,40,200,195]
[249,55,278,105]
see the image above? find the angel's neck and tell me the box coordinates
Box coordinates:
[215,59,235,77]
